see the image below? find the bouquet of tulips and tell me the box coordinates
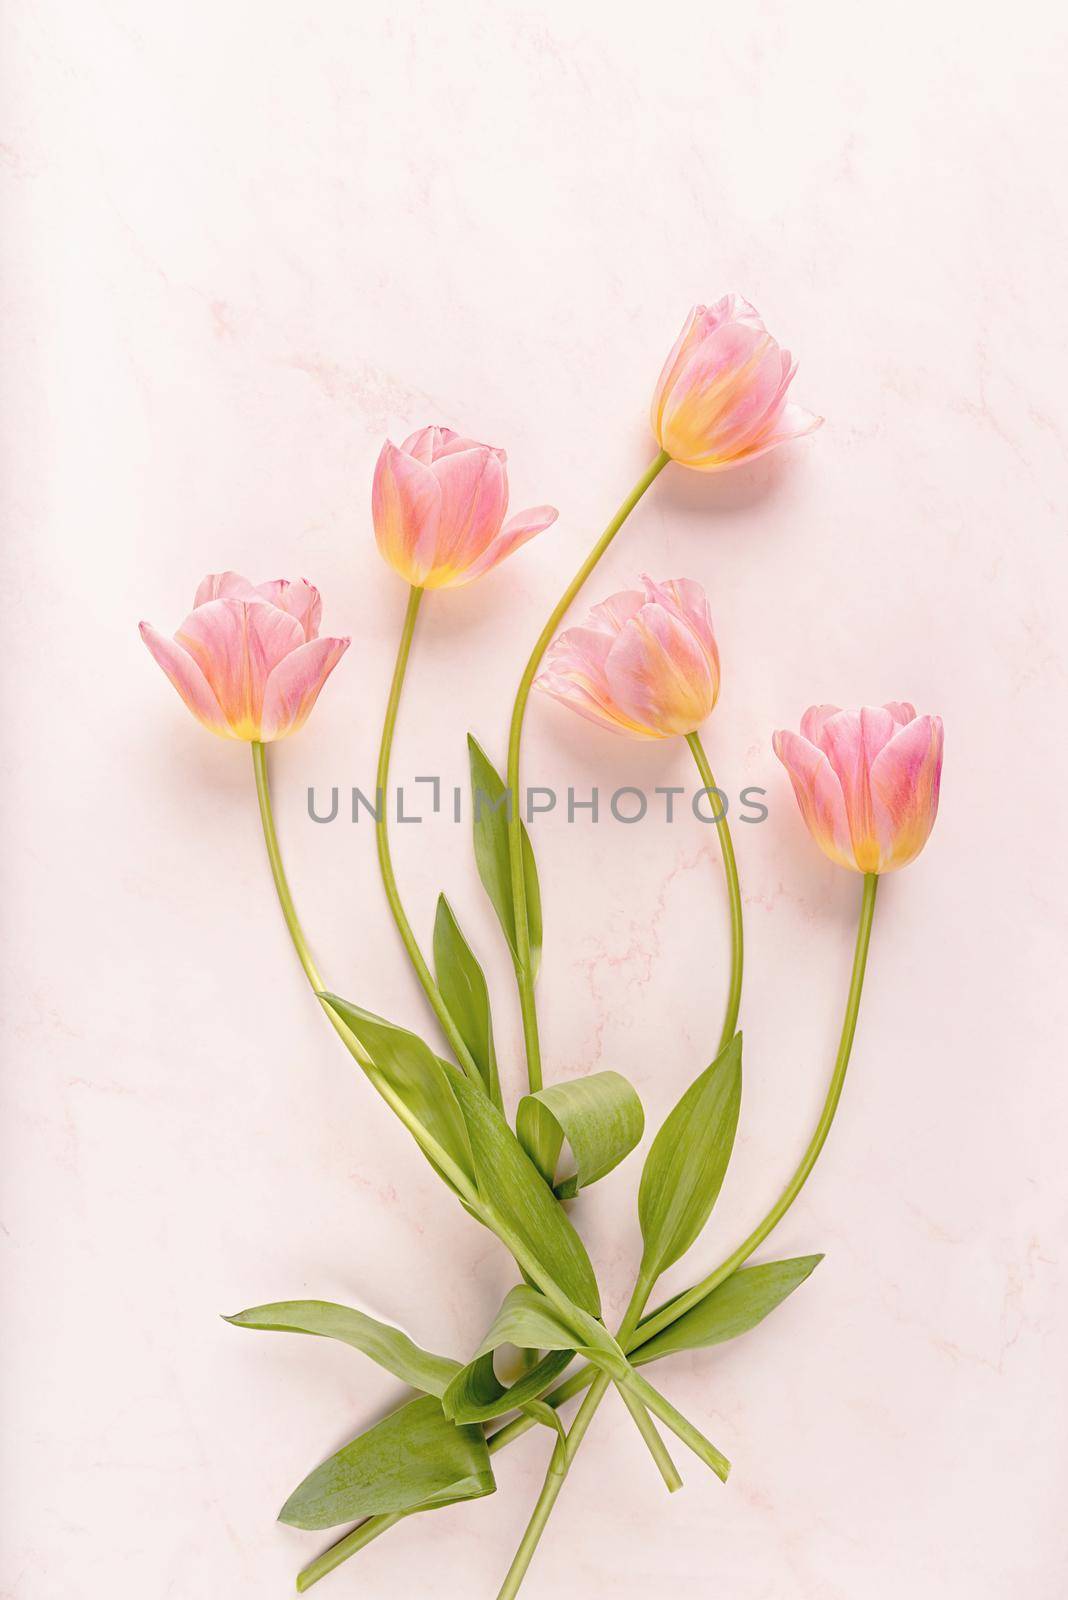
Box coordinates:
[141,296,944,1596]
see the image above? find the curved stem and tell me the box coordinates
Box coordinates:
[252,741,477,1190]
[634,871,878,1346]
[253,740,324,991]
[494,745,747,1594]
[686,730,743,1053]
[506,450,671,1093]
[375,586,483,1087]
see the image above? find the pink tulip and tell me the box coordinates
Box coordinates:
[140,572,349,741]
[536,575,720,740]
[651,296,822,471]
[372,426,558,590]
[773,704,944,873]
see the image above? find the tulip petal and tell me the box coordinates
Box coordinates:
[422,447,509,585]
[817,707,902,872]
[639,575,718,666]
[730,403,823,466]
[537,670,657,737]
[254,579,322,640]
[658,322,773,465]
[460,505,558,584]
[400,426,445,463]
[401,425,481,463]
[689,338,793,462]
[372,441,442,587]
[800,704,843,746]
[537,618,658,737]
[585,589,647,637]
[194,571,258,608]
[772,731,857,870]
[175,598,305,739]
[884,701,917,727]
[651,305,704,437]
[605,601,719,737]
[870,715,944,871]
[139,622,232,737]
[260,636,351,741]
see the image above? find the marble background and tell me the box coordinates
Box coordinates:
[4,1,1067,1596]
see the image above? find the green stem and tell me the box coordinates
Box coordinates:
[252,738,663,1588]
[495,1275,658,1600]
[686,730,743,1053]
[634,871,878,1347]
[253,740,325,992]
[252,741,475,1195]
[505,450,671,1094]
[375,586,483,1087]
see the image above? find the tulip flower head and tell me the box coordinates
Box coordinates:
[537,575,720,740]
[773,703,943,873]
[140,572,349,741]
[651,296,821,471]
[372,426,558,590]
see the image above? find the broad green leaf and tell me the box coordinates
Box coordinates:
[320,997,474,1189]
[517,1071,644,1196]
[632,1256,823,1367]
[468,735,542,974]
[432,895,501,1107]
[638,1033,742,1281]
[448,1073,601,1318]
[223,1300,460,1398]
[278,1395,493,1529]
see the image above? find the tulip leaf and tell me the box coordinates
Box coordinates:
[442,1303,574,1425]
[517,1071,644,1196]
[638,1033,742,1281]
[278,1395,494,1530]
[448,1071,602,1318]
[467,735,542,975]
[632,1256,824,1367]
[459,1285,618,1366]
[223,1300,461,1398]
[432,894,502,1107]
[319,997,475,1190]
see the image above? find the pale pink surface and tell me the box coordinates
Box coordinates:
[774,703,944,873]
[4,7,1068,1600]
[373,425,557,589]
[538,575,720,738]
[651,297,822,471]
[140,574,349,741]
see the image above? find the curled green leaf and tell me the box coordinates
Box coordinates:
[442,1288,575,1423]
[517,1071,644,1195]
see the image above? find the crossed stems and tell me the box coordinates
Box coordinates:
[253,737,877,1590]
[250,455,878,1590]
